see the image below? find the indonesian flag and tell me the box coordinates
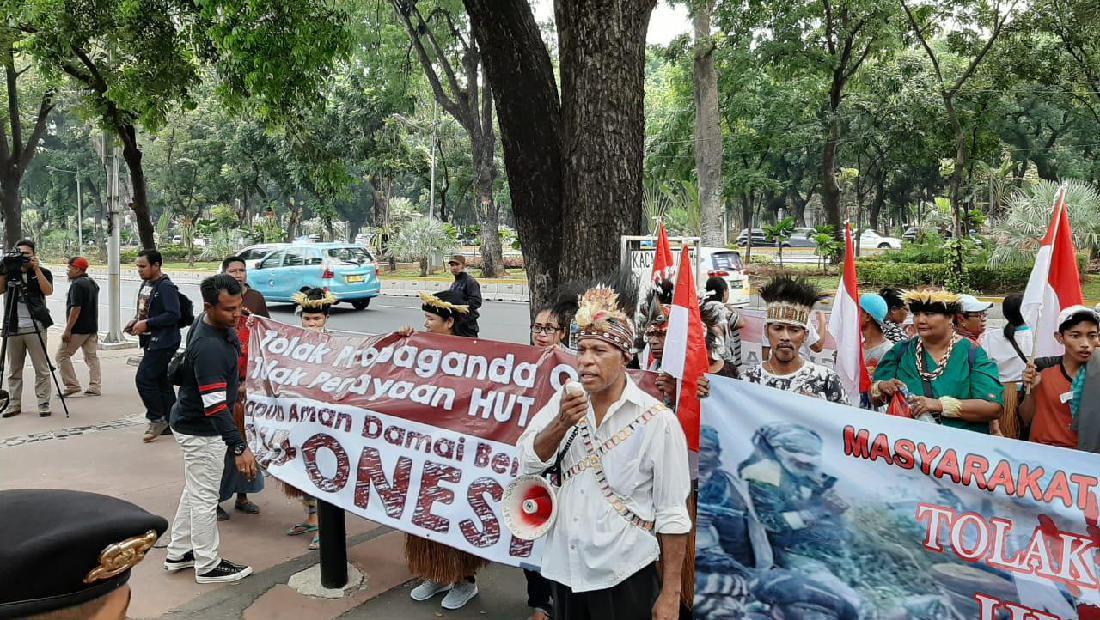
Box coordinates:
[661,245,706,451]
[651,222,675,285]
[1022,185,1084,357]
[827,223,870,406]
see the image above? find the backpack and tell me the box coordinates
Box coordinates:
[149,278,194,328]
[177,293,195,328]
[168,319,201,386]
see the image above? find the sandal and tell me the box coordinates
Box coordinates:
[235,499,260,514]
[308,534,320,550]
[286,522,318,536]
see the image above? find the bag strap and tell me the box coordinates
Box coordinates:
[543,426,579,486]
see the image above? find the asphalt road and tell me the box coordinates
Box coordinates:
[41,278,534,344]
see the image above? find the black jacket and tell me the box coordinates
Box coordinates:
[140,277,182,351]
[2,268,53,335]
[449,271,482,333]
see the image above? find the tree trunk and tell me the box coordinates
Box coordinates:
[464,0,563,314]
[741,192,754,263]
[791,193,807,228]
[1,172,20,246]
[286,197,302,240]
[472,120,505,277]
[117,124,156,249]
[869,175,886,233]
[821,120,842,242]
[475,181,506,277]
[556,0,655,282]
[693,0,724,247]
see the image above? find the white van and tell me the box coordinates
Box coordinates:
[698,246,750,304]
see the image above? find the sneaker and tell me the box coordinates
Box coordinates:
[143,420,170,443]
[410,579,451,601]
[62,387,82,397]
[441,581,478,610]
[163,551,195,572]
[38,410,52,417]
[196,559,253,584]
[83,389,101,396]
[1,408,20,418]
[217,505,230,521]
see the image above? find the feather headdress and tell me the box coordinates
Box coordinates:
[759,275,823,328]
[419,291,470,315]
[575,285,635,353]
[292,288,336,312]
[902,289,962,315]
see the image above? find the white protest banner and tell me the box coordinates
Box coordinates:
[698,375,1100,620]
[244,317,659,569]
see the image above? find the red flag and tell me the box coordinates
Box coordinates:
[661,245,706,451]
[826,223,870,405]
[651,222,675,285]
[1022,185,1085,357]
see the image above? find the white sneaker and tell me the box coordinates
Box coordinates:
[441,580,478,610]
[410,579,450,601]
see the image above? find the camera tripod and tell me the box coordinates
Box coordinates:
[0,277,71,418]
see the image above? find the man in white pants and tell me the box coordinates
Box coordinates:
[162,274,257,583]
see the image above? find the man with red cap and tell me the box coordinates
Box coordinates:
[56,256,101,397]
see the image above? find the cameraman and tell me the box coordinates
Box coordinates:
[0,239,54,418]
[127,249,181,442]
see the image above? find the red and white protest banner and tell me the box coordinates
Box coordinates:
[244,317,657,568]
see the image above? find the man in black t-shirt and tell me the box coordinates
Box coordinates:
[57,257,101,397]
[164,274,256,584]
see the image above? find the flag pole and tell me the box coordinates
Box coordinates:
[1025,183,1068,394]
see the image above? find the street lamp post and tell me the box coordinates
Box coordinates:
[47,166,83,250]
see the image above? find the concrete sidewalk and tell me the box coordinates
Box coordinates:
[0,348,527,619]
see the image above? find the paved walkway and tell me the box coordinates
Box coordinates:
[0,342,528,619]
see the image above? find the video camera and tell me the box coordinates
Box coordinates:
[1,250,28,280]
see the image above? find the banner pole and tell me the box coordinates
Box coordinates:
[317,500,348,589]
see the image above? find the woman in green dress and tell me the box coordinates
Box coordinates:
[871,290,1003,433]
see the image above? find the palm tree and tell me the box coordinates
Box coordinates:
[989,180,1100,266]
[763,216,795,266]
[387,214,457,277]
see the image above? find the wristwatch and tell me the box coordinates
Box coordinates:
[232,443,247,456]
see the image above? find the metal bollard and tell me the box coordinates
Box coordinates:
[317,499,347,589]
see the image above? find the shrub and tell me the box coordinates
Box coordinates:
[121,245,197,264]
[856,260,1037,294]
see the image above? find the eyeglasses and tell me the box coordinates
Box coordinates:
[531,324,562,335]
[963,312,988,320]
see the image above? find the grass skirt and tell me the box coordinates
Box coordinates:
[998,381,1021,439]
[404,534,487,584]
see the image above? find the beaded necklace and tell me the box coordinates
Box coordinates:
[915,335,959,381]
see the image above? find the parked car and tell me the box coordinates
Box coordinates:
[783,228,818,248]
[698,247,750,304]
[237,243,287,270]
[249,243,381,310]
[735,228,769,246]
[860,230,902,250]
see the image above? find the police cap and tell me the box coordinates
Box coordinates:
[0,489,168,618]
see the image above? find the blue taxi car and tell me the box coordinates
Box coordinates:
[249,243,381,310]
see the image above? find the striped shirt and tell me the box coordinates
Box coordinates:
[169,317,243,447]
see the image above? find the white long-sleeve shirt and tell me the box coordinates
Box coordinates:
[518,375,692,593]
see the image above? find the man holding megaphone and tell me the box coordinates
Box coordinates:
[517,285,692,620]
